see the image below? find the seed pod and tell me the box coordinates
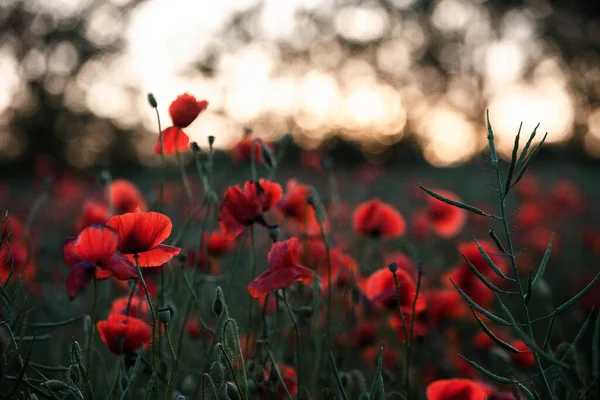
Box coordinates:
[388,262,398,273]
[158,307,173,325]
[147,93,158,108]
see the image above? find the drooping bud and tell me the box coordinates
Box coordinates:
[147,93,158,108]
[190,142,201,153]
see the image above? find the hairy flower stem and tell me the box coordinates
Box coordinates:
[495,169,555,399]
[84,276,97,400]
[245,226,257,357]
[164,325,176,400]
[392,272,410,398]
[282,290,301,394]
[154,107,165,213]
[135,255,159,399]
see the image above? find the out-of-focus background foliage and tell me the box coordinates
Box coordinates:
[1,0,600,170]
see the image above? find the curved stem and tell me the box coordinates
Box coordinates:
[164,326,176,400]
[135,255,159,399]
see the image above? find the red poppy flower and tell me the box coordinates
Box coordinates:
[185,318,213,340]
[1,238,36,284]
[219,179,283,239]
[551,179,585,213]
[458,240,508,281]
[248,238,314,298]
[425,288,468,326]
[154,126,190,155]
[261,364,298,399]
[299,151,324,172]
[359,267,426,314]
[473,327,510,351]
[352,199,405,239]
[204,231,236,258]
[110,295,150,321]
[63,225,137,300]
[361,345,398,369]
[106,211,181,267]
[278,179,326,237]
[231,135,273,164]
[109,179,147,214]
[515,202,544,230]
[76,200,108,231]
[426,379,493,400]
[97,314,152,354]
[422,189,467,238]
[509,340,535,369]
[168,93,208,128]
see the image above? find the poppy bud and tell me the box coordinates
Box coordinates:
[210,361,225,389]
[147,93,158,108]
[212,289,224,316]
[99,169,111,185]
[71,340,82,366]
[268,226,279,243]
[280,132,293,147]
[388,262,398,273]
[417,261,424,272]
[554,342,571,359]
[321,156,333,170]
[190,142,201,153]
[226,382,241,400]
[243,127,253,136]
[251,362,265,382]
[208,135,215,148]
[69,364,81,386]
[158,307,173,325]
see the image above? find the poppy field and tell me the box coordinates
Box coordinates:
[1,94,600,400]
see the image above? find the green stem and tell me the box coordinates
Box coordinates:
[496,169,555,400]
[164,325,176,400]
[404,267,423,400]
[245,226,257,356]
[176,148,193,205]
[134,255,159,399]
[392,271,410,394]
[282,290,301,395]
[85,276,97,400]
[154,108,165,213]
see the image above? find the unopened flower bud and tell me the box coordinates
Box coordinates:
[210,361,225,389]
[190,142,201,153]
[212,289,224,316]
[147,93,158,108]
[208,135,215,148]
[158,307,173,325]
[268,226,279,243]
[243,127,253,136]
[99,169,111,185]
[260,143,275,169]
[226,382,242,400]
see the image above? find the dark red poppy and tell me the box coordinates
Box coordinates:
[1,238,36,284]
[425,288,468,326]
[422,189,467,238]
[97,314,152,355]
[444,266,494,307]
[109,179,148,214]
[359,267,426,314]
[299,151,324,172]
[550,179,585,214]
[185,318,214,340]
[361,344,398,369]
[154,126,190,155]
[168,93,208,128]
[204,231,236,258]
[106,211,181,267]
[219,179,283,239]
[509,340,535,369]
[248,237,314,298]
[76,200,108,231]
[515,175,541,200]
[388,315,428,341]
[261,364,298,399]
[278,179,326,237]
[473,328,510,351]
[352,199,405,239]
[426,379,493,400]
[515,202,544,230]
[298,239,358,289]
[63,225,137,300]
[231,135,273,164]
[110,295,150,321]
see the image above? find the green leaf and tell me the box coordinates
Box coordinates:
[462,255,513,294]
[449,278,512,326]
[369,342,385,400]
[555,273,600,314]
[515,123,540,171]
[325,337,349,400]
[559,308,594,362]
[532,234,553,290]
[488,229,507,254]
[419,185,490,216]
[512,131,547,187]
[457,354,515,384]
[504,122,522,195]
[524,269,533,305]
[473,236,511,281]
[486,110,499,164]
[469,307,521,353]
[542,314,556,351]
[120,347,143,400]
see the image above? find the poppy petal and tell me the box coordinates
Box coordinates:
[72,224,119,263]
[155,126,190,155]
[103,254,137,280]
[126,244,181,267]
[107,211,173,254]
[66,261,96,300]
[62,237,80,268]
[247,264,314,298]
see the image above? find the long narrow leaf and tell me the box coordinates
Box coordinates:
[515,123,539,170]
[555,273,600,314]
[419,185,490,216]
[449,278,512,326]
[504,123,522,194]
[474,236,511,280]
[369,343,385,400]
[524,269,533,305]
[120,347,144,400]
[486,110,499,164]
[469,307,521,353]
[512,132,547,187]
[542,314,556,351]
[325,337,349,400]
[462,255,513,294]
[559,309,594,362]
[457,354,515,384]
[532,234,553,290]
